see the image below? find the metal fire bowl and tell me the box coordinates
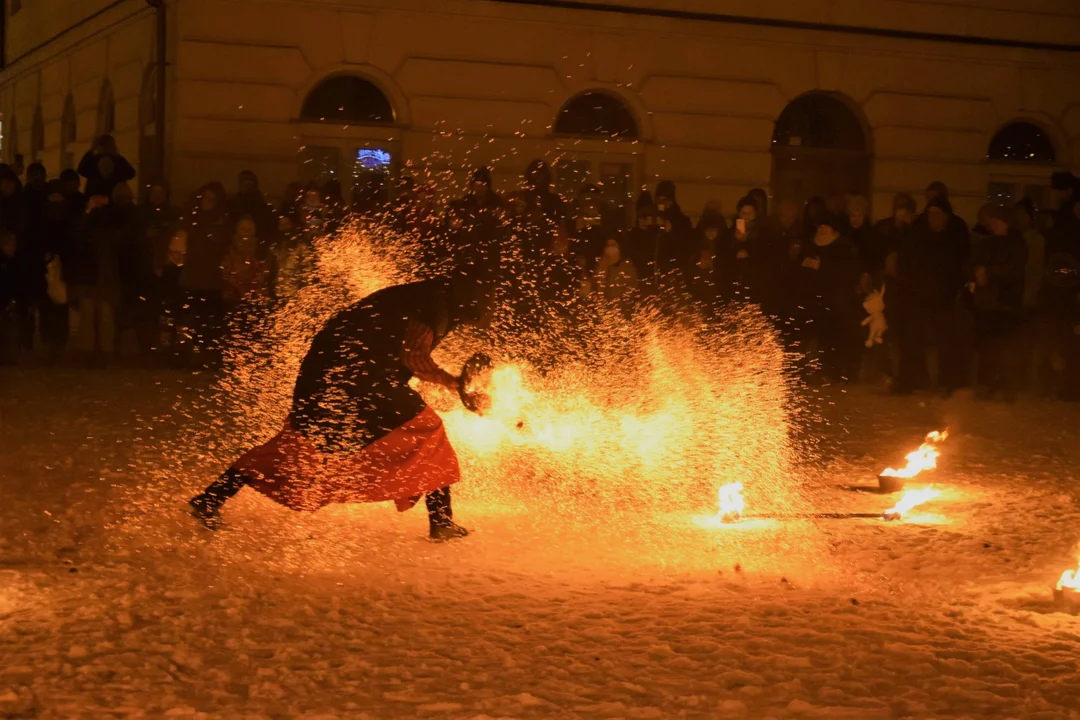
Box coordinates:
[877,475,906,494]
[1053,587,1080,611]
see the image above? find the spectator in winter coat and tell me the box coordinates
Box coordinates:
[653,180,693,238]
[59,169,86,214]
[222,216,271,311]
[625,204,660,280]
[966,203,1027,400]
[746,188,769,221]
[78,135,136,200]
[797,213,863,382]
[35,182,73,360]
[592,235,639,310]
[716,196,764,304]
[802,196,828,242]
[759,199,804,324]
[696,200,726,236]
[229,170,276,248]
[66,195,122,364]
[524,160,565,226]
[0,164,33,352]
[1016,198,1047,312]
[180,182,232,358]
[893,196,970,394]
[871,193,916,279]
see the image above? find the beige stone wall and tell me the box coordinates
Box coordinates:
[0,0,156,189]
[2,0,1079,221]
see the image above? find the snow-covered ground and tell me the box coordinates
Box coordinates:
[3,368,1080,720]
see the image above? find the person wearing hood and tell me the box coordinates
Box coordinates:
[188,271,492,541]
[229,170,276,248]
[523,160,565,226]
[893,195,970,395]
[923,180,970,238]
[797,213,863,382]
[715,196,764,304]
[965,203,1027,400]
[653,180,692,237]
[78,135,136,200]
[180,182,231,362]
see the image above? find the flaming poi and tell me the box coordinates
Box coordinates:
[880,430,949,480]
[1058,560,1079,593]
[883,487,941,521]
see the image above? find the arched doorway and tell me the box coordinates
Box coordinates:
[771,93,870,209]
[552,90,642,226]
[297,74,397,205]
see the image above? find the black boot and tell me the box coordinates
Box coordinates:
[189,467,248,530]
[426,486,469,542]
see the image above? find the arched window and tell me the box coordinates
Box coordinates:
[772,94,866,150]
[771,92,870,208]
[31,105,44,160]
[554,91,638,139]
[61,95,77,170]
[987,121,1056,163]
[97,79,116,136]
[300,75,394,124]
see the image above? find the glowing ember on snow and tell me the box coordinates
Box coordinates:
[880,430,949,480]
[883,487,941,521]
[718,482,745,523]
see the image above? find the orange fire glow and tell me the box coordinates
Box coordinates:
[880,430,949,480]
[883,487,941,520]
[1058,554,1080,592]
[718,482,745,523]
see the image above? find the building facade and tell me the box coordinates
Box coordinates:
[2,0,1079,221]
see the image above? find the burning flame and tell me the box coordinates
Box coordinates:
[718,482,745,523]
[883,487,941,520]
[881,430,949,479]
[1058,552,1080,592]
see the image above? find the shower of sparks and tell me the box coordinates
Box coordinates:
[138,211,827,572]
[717,482,745,523]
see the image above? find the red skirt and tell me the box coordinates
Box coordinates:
[234,407,460,512]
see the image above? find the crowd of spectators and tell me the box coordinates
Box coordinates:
[1,135,1079,402]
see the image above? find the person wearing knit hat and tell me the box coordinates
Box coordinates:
[653,180,692,238]
[463,166,503,213]
[893,193,970,395]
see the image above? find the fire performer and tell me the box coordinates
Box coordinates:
[189,274,490,541]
